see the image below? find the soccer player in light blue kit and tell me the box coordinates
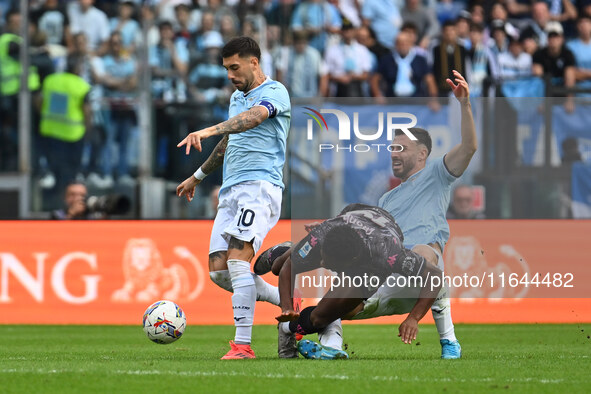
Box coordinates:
[176,37,291,359]
[363,70,476,359]
[256,70,476,360]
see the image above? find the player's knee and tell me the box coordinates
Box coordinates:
[309,310,331,330]
[209,270,233,292]
[208,251,228,271]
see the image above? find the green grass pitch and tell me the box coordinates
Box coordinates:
[1,324,590,393]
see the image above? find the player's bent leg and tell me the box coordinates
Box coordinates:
[253,242,292,275]
[412,244,461,359]
[208,251,233,292]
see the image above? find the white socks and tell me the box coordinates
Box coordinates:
[227,259,256,344]
[318,319,343,350]
[209,269,280,306]
[252,273,280,305]
[432,295,457,342]
[280,319,344,351]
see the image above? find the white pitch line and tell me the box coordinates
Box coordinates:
[0,368,566,384]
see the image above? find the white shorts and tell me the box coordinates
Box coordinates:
[209,180,282,255]
[353,245,446,320]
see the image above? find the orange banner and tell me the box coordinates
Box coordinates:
[0,220,590,325]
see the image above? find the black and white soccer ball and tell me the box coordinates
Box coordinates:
[142,300,186,344]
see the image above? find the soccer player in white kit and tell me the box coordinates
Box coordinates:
[176,37,291,359]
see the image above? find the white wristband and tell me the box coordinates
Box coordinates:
[193,167,207,181]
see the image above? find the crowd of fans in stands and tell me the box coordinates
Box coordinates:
[1,0,590,191]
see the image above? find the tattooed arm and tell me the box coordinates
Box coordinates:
[177,106,269,154]
[201,134,229,175]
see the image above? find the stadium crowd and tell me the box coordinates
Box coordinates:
[0,0,590,212]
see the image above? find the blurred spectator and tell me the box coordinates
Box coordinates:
[338,0,362,28]
[38,55,91,205]
[51,181,95,220]
[455,11,471,49]
[109,0,140,54]
[467,23,496,96]
[204,0,237,29]
[174,3,198,42]
[371,31,437,99]
[357,25,390,63]
[561,137,583,165]
[95,31,138,187]
[324,21,372,96]
[0,9,41,172]
[401,0,440,50]
[149,20,188,102]
[140,4,160,48]
[488,3,520,41]
[291,0,342,53]
[489,19,509,59]
[154,0,192,24]
[546,0,578,23]
[30,0,72,48]
[447,185,486,219]
[220,13,238,43]
[361,0,402,49]
[505,0,533,19]
[566,15,591,95]
[30,30,55,85]
[436,0,464,24]
[188,32,230,103]
[68,0,110,55]
[400,21,430,60]
[195,11,216,51]
[497,37,533,79]
[532,21,575,96]
[520,1,552,48]
[276,31,327,98]
[432,20,467,96]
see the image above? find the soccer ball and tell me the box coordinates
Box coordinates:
[142,300,186,344]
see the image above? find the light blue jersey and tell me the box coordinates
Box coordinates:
[378,156,457,250]
[222,77,291,192]
[567,39,591,97]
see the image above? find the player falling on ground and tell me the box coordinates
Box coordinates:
[374,70,476,359]
[176,36,291,360]
[260,203,443,359]
[257,70,476,359]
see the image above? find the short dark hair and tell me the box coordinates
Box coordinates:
[395,128,432,156]
[222,36,261,60]
[401,21,418,33]
[442,20,456,29]
[321,225,368,271]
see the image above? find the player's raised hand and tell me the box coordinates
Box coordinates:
[176,175,200,202]
[398,316,419,344]
[177,129,210,155]
[446,70,470,102]
[276,309,300,322]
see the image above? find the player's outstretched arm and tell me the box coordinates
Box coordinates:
[443,70,478,177]
[177,106,269,154]
[398,262,443,344]
[276,256,300,322]
[176,135,228,202]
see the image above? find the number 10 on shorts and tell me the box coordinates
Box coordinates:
[237,208,255,227]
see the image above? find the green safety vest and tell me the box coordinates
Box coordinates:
[0,33,40,95]
[40,72,91,142]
